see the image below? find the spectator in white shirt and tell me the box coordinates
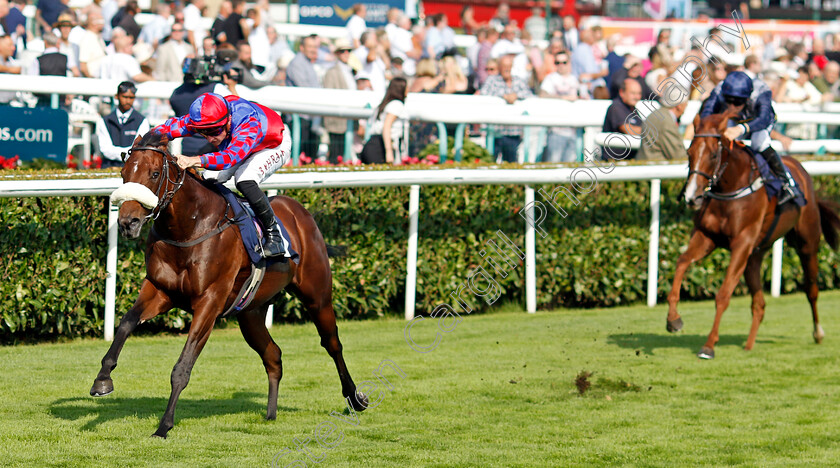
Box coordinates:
[385,8,418,76]
[183,0,205,50]
[780,66,823,139]
[353,30,388,93]
[491,23,528,81]
[99,34,153,82]
[78,11,107,77]
[52,13,80,76]
[540,51,586,162]
[246,1,271,68]
[346,4,366,49]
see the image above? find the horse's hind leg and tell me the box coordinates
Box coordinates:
[91,280,171,397]
[744,251,767,351]
[239,305,283,420]
[667,230,715,332]
[288,283,368,411]
[795,245,824,344]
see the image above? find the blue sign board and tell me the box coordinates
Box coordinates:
[0,106,69,161]
[299,0,405,28]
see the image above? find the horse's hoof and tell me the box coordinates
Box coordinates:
[697,347,715,360]
[151,433,167,439]
[90,378,114,397]
[666,317,683,333]
[814,325,825,344]
[350,392,368,411]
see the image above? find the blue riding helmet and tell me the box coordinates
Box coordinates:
[721,71,753,99]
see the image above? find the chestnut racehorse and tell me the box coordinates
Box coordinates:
[666,110,840,359]
[90,133,368,438]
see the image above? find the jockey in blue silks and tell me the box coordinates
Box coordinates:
[700,71,799,204]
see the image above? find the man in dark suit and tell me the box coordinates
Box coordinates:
[95,81,150,168]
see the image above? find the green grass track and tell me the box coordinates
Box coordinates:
[2,291,840,467]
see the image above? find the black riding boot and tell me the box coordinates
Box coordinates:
[761,147,797,204]
[237,180,286,258]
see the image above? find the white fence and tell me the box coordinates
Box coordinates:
[3,75,840,165]
[4,161,840,339]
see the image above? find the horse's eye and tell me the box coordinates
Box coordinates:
[152,172,160,179]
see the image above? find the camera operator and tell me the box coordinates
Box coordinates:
[169,49,242,155]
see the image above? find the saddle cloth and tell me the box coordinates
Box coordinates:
[745,147,807,207]
[211,183,300,318]
[213,183,300,266]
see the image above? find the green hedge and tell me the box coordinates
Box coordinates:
[3,172,840,342]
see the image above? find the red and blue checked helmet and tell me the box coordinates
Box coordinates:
[188,93,230,130]
[721,71,753,99]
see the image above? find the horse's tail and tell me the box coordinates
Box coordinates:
[326,244,348,258]
[818,199,840,250]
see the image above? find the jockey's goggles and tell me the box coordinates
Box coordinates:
[724,95,747,106]
[194,124,227,137]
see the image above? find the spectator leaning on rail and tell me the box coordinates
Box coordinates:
[701,71,800,204]
[153,92,291,259]
[480,55,534,163]
[539,50,585,163]
[286,34,322,160]
[601,78,643,161]
[0,34,20,105]
[95,81,150,169]
[360,77,409,165]
[637,99,688,161]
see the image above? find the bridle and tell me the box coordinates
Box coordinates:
[687,133,727,188]
[123,144,235,248]
[678,133,728,202]
[680,132,764,203]
[124,145,186,221]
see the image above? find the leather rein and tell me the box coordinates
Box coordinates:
[125,146,234,247]
[682,133,764,201]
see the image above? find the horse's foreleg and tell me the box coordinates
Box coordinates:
[667,230,715,332]
[91,280,171,397]
[700,244,753,359]
[153,303,218,438]
[239,306,283,420]
[289,284,368,411]
[743,251,767,351]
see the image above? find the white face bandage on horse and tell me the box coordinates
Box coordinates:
[110,182,160,209]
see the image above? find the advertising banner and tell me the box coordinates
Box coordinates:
[298,0,405,28]
[0,106,69,161]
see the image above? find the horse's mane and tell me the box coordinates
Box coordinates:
[136,131,171,149]
[695,106,741,135]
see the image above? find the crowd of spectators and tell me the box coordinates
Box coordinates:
[2,0,840,164]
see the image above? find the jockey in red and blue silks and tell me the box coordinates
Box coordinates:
[700,71,799,204]
[152,92,291,258]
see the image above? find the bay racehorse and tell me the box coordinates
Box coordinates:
[666,109,840,359]
[90,132,368,438]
